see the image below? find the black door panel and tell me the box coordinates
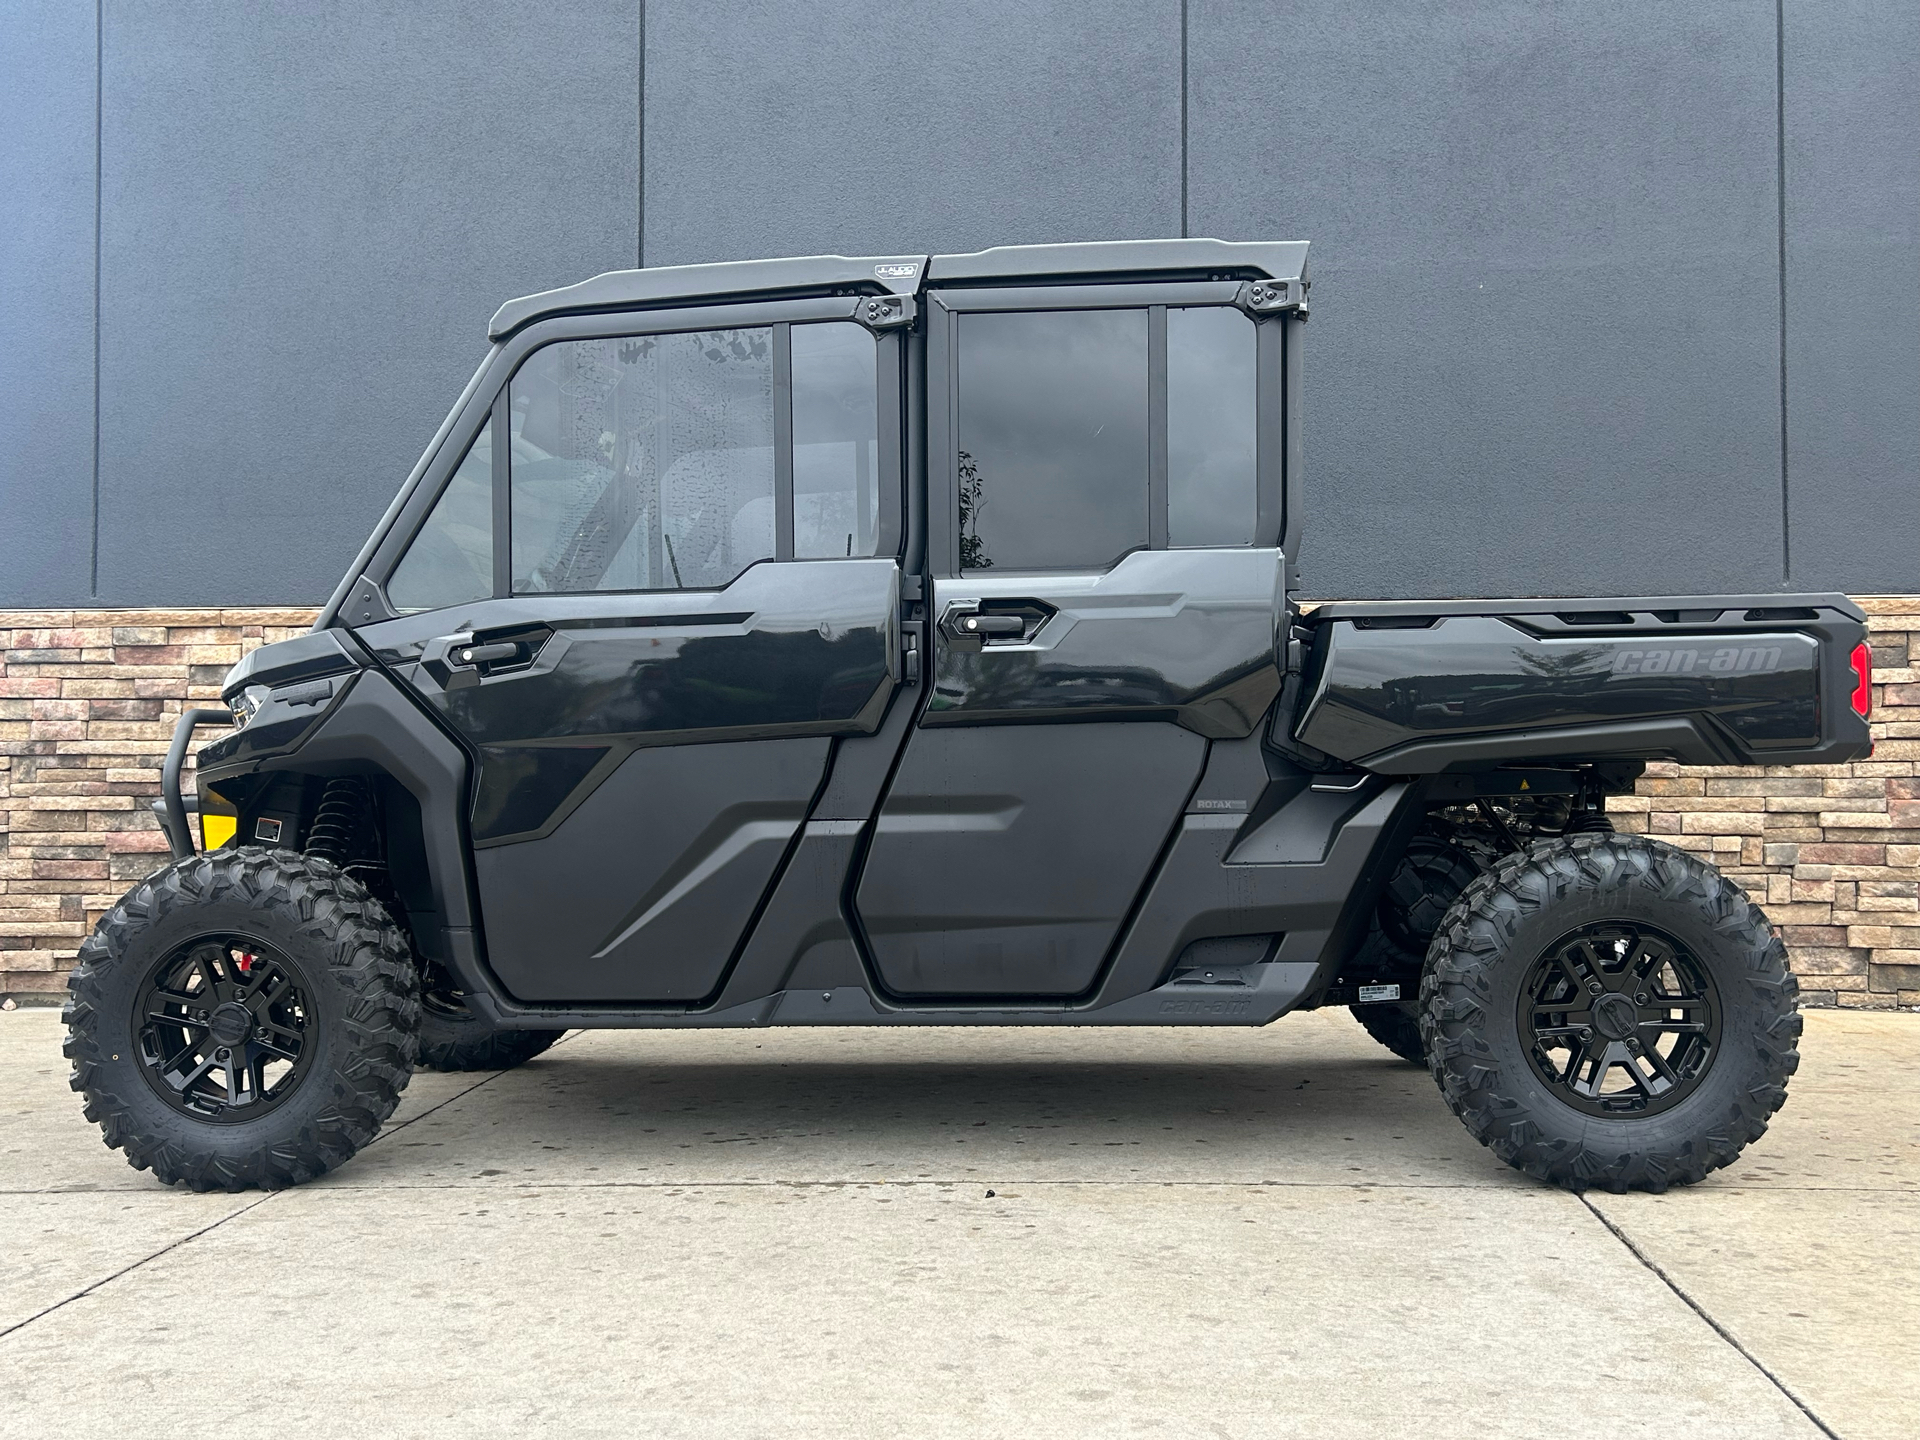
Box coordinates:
[924,548,1281,737]
[855,724,1204,997]
[476,739,829,1003]
[362,559,899,1000]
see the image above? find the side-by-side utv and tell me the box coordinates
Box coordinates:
[63,240,1874,1192]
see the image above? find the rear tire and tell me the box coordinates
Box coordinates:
[416,966,559,1072]
[63,847,419,1190]
[1421,833,1799,1192]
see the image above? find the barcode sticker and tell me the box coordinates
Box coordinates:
[1357,983,1401,1003]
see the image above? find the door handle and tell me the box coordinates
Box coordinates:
[421,632,522,690]
[450,642,520,667]
[940,601,1053,652]
[959,615,1024,637]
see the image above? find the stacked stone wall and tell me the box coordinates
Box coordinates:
[4,603,1919,1008]
[1,610,317,999]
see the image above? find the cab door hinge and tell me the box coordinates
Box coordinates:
[853,293,917,332]
[1234,278,1308,319]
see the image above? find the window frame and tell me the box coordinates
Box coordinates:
[365,296,905,611]
[926,282,1286,578]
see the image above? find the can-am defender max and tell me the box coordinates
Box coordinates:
[63,240,1874,1192]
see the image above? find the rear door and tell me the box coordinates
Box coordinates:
[356,300,907,1003]
[851,286,1291,998]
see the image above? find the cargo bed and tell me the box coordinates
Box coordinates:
[1294,593,1872,773]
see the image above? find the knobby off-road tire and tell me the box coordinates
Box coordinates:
[1420,833,1799,1192]
[416,982,559,1073]
[1349,834,1484,1065]
[63,847,420,1190]
[1353,1003,1427,1064]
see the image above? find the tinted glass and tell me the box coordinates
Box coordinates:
[955,308,1148,572]
[387,419,492,613]
[510,329,775,593]
[792,322,879,559]
[1167,306,1258,546]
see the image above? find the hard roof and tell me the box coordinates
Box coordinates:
[925,238,1308,286]
[488,238,1309,341]
[488,254,929,341]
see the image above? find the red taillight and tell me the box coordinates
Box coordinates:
[1849,642,1873,718]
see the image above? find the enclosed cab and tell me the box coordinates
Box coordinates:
[64,240,1871,1194]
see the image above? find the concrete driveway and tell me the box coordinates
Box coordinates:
[1,1005,1913,1439]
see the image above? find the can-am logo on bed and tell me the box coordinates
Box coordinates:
[1610,646,1784,676]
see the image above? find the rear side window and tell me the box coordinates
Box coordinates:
[387,419,492,613]
[955,309,1149,571]
[951,304,1260,573]
[1167,306,1257,546]
[510,329,777,594]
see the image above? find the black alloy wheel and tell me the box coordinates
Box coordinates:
[133,935,316,1121]
[1519,922,1721,1118]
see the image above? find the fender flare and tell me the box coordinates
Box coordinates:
[242,669,493,997]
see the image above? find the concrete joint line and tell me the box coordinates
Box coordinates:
[0,1033,582,1340]
[294,1178,1527,1194]
[1579,1195,1841,1440]
[0,1191,276,1343]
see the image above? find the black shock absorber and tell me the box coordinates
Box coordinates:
[1565,773,1615,835]
[305,776,369,865]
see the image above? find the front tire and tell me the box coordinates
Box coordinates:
[1348,831,1483,1064]
[1352,1002,1427,1064]
[1421,833,1799,1192]
[63,848,420,1190]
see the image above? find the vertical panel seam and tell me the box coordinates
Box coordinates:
[1179,0,1189,237]
[645,0,652,268]
[89,0,103,597]
[1776,0,1790,583]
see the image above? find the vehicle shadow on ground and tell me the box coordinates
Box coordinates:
[358,1041,1511,1185]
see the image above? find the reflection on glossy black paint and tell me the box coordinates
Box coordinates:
[1299,617,1823,761]
[445,625,890,746]
[354,557,899,844]
[927,606,1280,738]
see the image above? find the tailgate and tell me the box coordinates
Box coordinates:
[1293,594,1871,773]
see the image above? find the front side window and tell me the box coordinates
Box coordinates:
[510,328,777,593]
[955,308,1149,572]
[387,419,492,613]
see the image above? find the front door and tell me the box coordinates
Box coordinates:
[358,305,905,1003]
[852,290,1289,999]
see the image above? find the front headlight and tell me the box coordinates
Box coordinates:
[227,685,269,730]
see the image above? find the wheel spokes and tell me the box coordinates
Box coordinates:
[167,1051,218,1094]
[251,1032,300,1062]
[136,935,313,1119]
[1522,921,1722,1116]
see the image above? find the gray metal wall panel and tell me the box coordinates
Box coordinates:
[643,0,1181,266]
[93,1,639,606]
[0,3,96,607]
[1191,1,1787,600]
[1783,1,1920,594]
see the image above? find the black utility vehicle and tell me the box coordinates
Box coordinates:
[65,240,1875,1193]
